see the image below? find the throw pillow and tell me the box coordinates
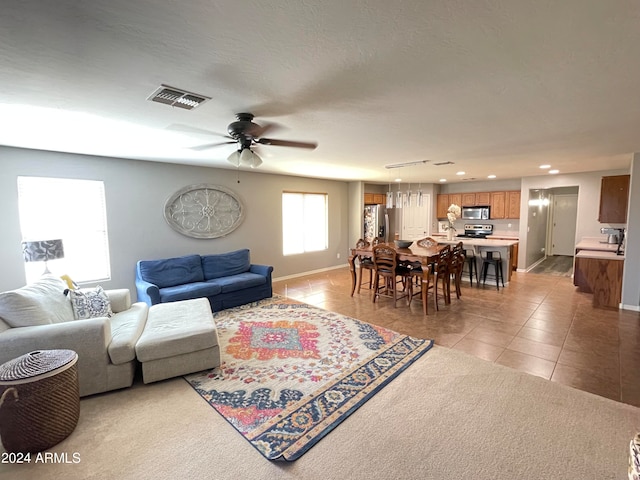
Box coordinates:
[0,275,75,327]
[68,286,113,320]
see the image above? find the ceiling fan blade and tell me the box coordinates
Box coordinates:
[190,141,237,151]
[256,138,318,149]
[167,123,230,138]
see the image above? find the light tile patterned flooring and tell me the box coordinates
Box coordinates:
[273,267,640,407]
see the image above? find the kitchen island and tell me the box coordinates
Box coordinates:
[434,235,519,284]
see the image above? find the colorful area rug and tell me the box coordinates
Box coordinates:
[185,296,434,461]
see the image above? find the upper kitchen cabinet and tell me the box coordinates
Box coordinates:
[598,175,630,223]
[449,193,462,210]
[436,193,462,218]
[461,193,476,206]
[506,191,521,219]
[364,193,387,205]
[436,194,449,218]
[490,191,506,219]
[462,192,491,206]
[475,192,491,205]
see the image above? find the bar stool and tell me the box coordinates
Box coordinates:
[463,249,479,286]
[480,250,504,290]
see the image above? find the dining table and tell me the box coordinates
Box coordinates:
[348,242,446,315]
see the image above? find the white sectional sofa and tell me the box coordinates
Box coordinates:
[0,275,148,396]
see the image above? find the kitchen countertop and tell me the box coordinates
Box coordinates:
[575,238,621,252]
[434,236,519,247]
[575,250,625,260]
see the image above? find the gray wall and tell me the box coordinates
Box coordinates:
[622,153,640,309]
[525,189,550,266]
[0,146,349,297]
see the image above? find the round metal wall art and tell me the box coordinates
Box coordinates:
[164,184,244,239]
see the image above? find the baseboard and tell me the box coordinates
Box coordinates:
[273,264,347,283]
[525,256,547,272]
[621,303,640,312]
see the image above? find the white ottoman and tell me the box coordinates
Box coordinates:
[135,298,220,383]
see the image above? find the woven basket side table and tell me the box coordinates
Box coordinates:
[0,349,80,453]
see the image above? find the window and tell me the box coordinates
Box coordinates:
[282,192,328,255]
[18,176,111,284]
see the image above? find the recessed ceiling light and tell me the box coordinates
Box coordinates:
[488,174,496,179]
[395,178,402,182]
[439,179,447,182]
[456,171,465,176]
[549,169,559,174]
[539,164,551,169]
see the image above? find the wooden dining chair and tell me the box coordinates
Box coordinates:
[449,242,465,300]
[407,260,437,314]
[433,244,452,309]
[355,238,373,293]
[372,244,412,307]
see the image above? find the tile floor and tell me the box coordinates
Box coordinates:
[273,266,640,407]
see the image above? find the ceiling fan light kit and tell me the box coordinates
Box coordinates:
[227,149,263,168]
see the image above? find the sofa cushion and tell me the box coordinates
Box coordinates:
[202,249,250,280]
[0,275,74,327]
[206,272,267,293]
[138,254,204,288]
[108,302,149,365]
[159,282,222,303]
[68,286,113,320]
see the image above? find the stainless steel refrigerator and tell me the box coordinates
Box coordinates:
[363,205,397,243]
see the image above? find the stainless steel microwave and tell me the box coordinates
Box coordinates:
[461,206,490,220]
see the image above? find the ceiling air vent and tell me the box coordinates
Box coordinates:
[148,85,210,110]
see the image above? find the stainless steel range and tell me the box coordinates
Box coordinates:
[458,224,493,238]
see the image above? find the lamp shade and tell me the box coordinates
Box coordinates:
[22,239,65,263]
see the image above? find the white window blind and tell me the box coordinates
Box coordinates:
[282,192,328,255]
[17,176,111,284]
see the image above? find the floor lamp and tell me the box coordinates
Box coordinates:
[21,239,65,275]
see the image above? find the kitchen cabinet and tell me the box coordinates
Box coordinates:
[598,175,630,223]
[574,251,624,308]
[506,191,521,219]
[510,243,518,271]
[364,193,386,205]
[490,191,506,219]
[437,193,462,218]
[439,190,520,219]
[461,193,476,206]
[475,192,491,205]
[436,194,449,219]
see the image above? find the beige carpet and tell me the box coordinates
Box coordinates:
[2,346,639,480]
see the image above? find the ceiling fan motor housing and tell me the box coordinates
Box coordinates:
[227,112,259,142]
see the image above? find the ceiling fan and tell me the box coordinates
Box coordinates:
[184,113,318,168]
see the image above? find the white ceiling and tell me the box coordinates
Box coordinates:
[1,1,639,184]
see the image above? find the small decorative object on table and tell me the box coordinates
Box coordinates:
[394,239,413,249]
[446,204,461,240]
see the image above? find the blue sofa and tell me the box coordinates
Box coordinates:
[135,249,273,311]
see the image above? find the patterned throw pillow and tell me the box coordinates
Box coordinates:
[68,286,113,320]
